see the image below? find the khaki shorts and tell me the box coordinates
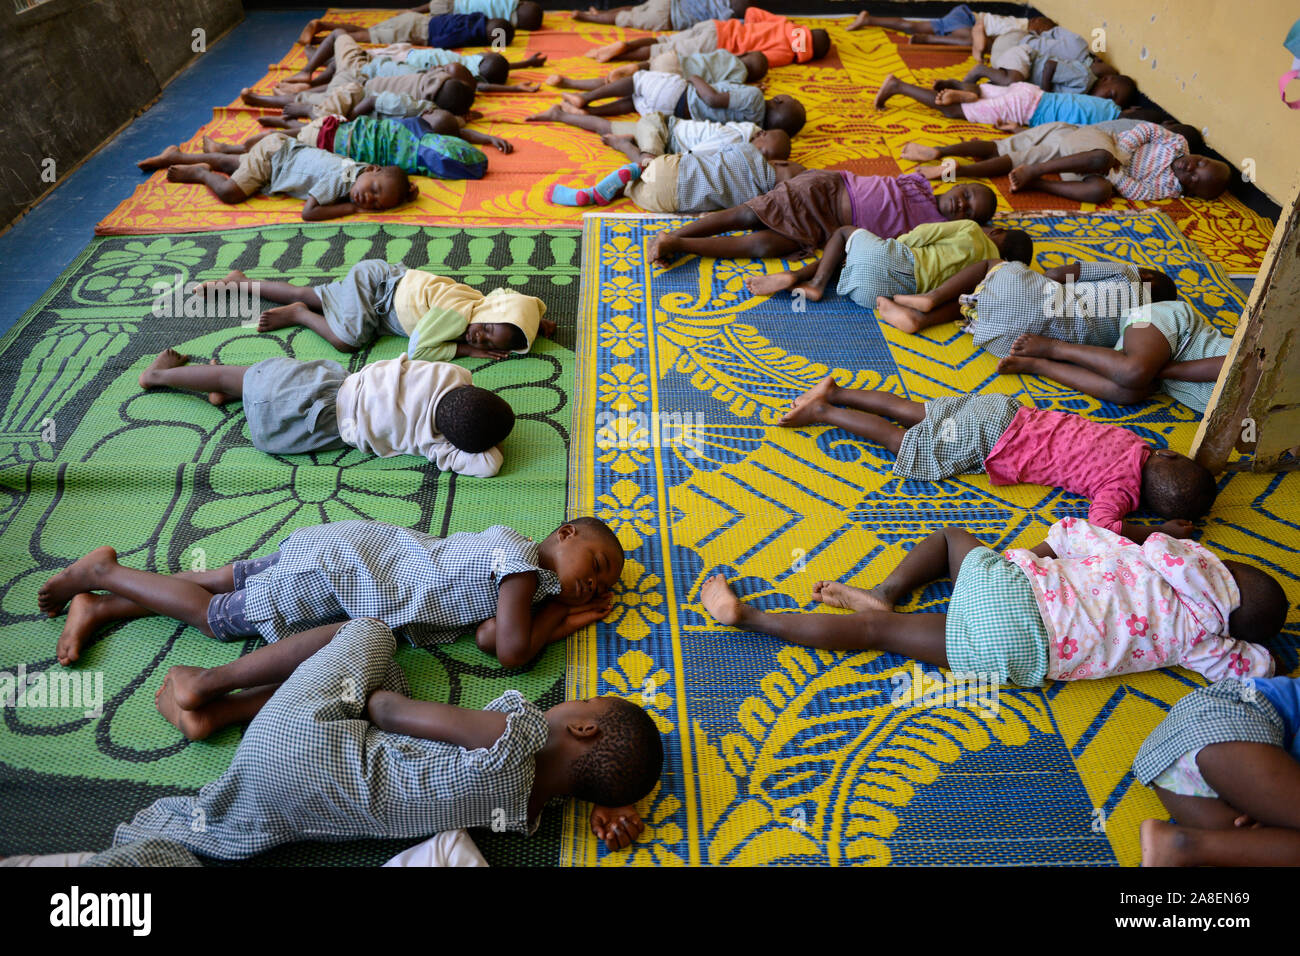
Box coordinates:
[648,50,682,74]
[995,122,1121,180]
[368,10,432,44]
[296,116,328,147]
[333,34,371,84]
[309,81,364,120]
[633,112,671,155]
[649,20,718,58]
[615,0,672,31]
[625,154,680,212]
[230,132,292,197]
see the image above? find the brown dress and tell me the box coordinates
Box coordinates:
[742,169,846,258]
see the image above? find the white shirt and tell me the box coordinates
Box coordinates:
[335,357,503,477]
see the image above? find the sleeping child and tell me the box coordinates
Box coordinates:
[138,349,515,477]
[700,516,1284,688]
[136,133,416,221]
[41,516,625,671]
[201,261,552,357]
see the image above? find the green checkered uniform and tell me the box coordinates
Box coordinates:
[945,546,1050,687]
[893,393,1024,481]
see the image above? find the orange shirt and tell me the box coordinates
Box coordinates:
[713,7,813,68]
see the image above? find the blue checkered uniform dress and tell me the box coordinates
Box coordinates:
[240,521,561,647]
[111,619,549,860]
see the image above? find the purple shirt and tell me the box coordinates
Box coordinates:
[841,171,945,238]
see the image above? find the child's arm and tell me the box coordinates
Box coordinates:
[477,573,614,669]
[347,96,377,119]
[1120,519,1195,542]
[1026,542,1058,559]
[1039,59,1058,93]
[590,804,647,850]
[301,196,359,221]
[895,258,995,310]
[457,126,514,153]
[1043,262,1082,283]
[508,53,547,69]
[367,691,509,749]
[688,76,730,109]
[1159,356,1227,382]
[455,340,512,359]
[539,317,557,337]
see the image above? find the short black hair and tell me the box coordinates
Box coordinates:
[998,228,1033,264]
[1165,122,1204,154]
[1225,562,1289,643]
[1140,453,1218,519]
[966,183,997,223]
[810,28,831,60]
[1124,107,1165,123]
[516,0,543,30]
[377,166,417,206]
[435,78,476,116]
[1139,268,1178,303]
[569,697,664,807]
[433,385,515,453]
[477,51,510,85]
[764,96,805,136]
[507,325,527,350]
[739,51,768,82]
[729,0,749,16]
[1105,74,1138,107]
[566,515,622,553]
[485,17,516,47]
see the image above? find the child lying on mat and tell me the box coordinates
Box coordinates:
[136,133,416,221]
[998,300,1232,415]
[1135,676,1300,866]
[743,220,1032,304]
[546,70,802,133]
[106,618,660,858]
[138,349,513,476]
[600,48,767,86]
[901,119,1231,203]
[204,260,552,356]
[215,111,499,183]
[700,516,1284,688]
[648,170,995,264]
[872,258,1178,355]
[591,6,830,66]
[41,515,625,670]
[575,0,745,32]
[285,31,547,89]
[963,23,1122,95]
[300,0,539,47]
[244,60,478,122]
[777,381,1218,539]
[875,75,1134,128]
[527,106,789,164]
[847,6,1055,62]
[546,141,802,209]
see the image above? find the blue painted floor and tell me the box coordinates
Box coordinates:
[0,9,321,337]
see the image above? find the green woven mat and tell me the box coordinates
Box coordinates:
[0,224,579,866]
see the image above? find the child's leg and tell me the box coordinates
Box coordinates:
[546,76,606,91]
[138,349,248,401]
[1198,741,1300,829]
[291,28,348,80]
[164,164,250,204]
[794,225,853,302]
[650,213,802,264]
[777,377,924,452]
[155,682,279,741]
[1007,149,1117,199]
[577,97,637,117]
[700,574,949,663]
[589,37,658,62]
[137,148,241,173]
[909,30,973,46]
[875,74,961,116]
[39,547,217,635]
[847,14,937,35]
[562,76,635,108]
[573,7,626,24]
[1141,820,1300,866]
[240,90,296,109]
[745,261,818,297]
[527,105,612,130]
[900,138,1000,163]
[876,296,962,333]
[998,324,1172,403]
[257,303,355,351]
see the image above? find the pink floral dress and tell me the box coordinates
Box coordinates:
[1003,518,1275,682]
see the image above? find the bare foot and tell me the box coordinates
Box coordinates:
[297,18,321,45]
[155,673,216,741]
[163,664,213,711]
[900,142,942,162]
[875,295,926,334]
[874,74,901,110]
[1007,164,1039,192]
[932,79,963,92]
[258,302,309,333]
[166,163,211,184]
[38,546,117,617]
[779,375,840,427]
[745,271,800,297]
[794,282,826,303]
[845,11,871,31]
[1139,818,1188,867]
[646,233,681,267]
[137,146,182,171]
[199,269,249,291]
[544,73,564,87]
[812,580,893,612]
[527,105,563,122]
[56,593,118,666]
[914,162,954,181]
[935,88,978,106]
[996,354,1034,375]
[589,42,628,62]
[607,63,641,81]
[207,358,234,406]
[139,348,189,389]
[701,573,745,627]
[558,100,585,115]
[1009,333,1056,358]
[559,92,587,109]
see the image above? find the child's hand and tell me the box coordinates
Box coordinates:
[456,342,511,359]
[513,81,541,93]
[523,53,548,68]
[539,317,557,337]
[589,804,646,850]
[1157,519,1195,539]
[488,136,514,153]
[556,595,615,638]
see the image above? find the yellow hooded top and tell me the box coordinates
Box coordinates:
[394,270,547,363]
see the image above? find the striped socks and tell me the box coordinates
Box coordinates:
[546,162,641,206]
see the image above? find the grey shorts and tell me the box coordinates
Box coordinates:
[242,358,349,456]
[649,20,718,58]
[835,229,918,307]
[615,0,672,30]
[316,259,409,348]
[206,552,282,642]
[368,10,432,44]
